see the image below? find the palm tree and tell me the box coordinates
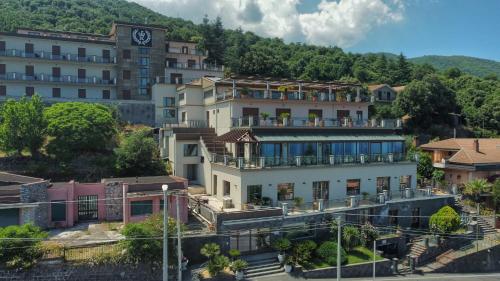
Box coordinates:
[200,243,220,260]
[464,179,491,202]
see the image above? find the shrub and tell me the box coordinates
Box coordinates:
[230,259,248,272]
[292,240,317,265]
[342,226,361,251]
[228,249,241,260]
[272,238,291,253]
[0,224,48,269]
[207,255,229,276]
[360,222,379,247]
[316,241,347,265]
[429,206,461,233]
[201,243,220,260]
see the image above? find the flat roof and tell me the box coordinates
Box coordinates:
[102,175,181,185]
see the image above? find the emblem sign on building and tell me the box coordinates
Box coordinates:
[131,27,152,47]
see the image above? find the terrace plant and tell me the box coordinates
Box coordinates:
[228,249,241,261]
[291,240,317,266]
[260,112,270,121]
[293,197,304,209]
[342,225,361,252]
[200,243,220,261]
[280,112,290,120]
[273,237,291,263]
[207,254,230,277]
[308,113,318,122]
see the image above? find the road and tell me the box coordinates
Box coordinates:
[252,272,500,281]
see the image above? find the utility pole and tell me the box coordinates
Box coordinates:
[176,193,182,281]
[162,185,169,281]
[476,203,480,252]
[373,239,376,280]
[337,216,342,281]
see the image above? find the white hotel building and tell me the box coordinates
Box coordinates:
[0,22,223,126]
[160,76,454,235]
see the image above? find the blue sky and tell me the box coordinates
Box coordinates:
[133,0,500,61]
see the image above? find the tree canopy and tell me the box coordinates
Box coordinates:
[44,102,118,160]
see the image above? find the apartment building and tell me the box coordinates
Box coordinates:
[0,22,223,126]
[159,76,455,241]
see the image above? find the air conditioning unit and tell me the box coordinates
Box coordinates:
[222,197,233,208]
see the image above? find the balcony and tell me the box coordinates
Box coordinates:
[210,153,414,170]
[167,47,206,56]
[165,61,223,72]
[0,72,116,85]
[231,116,402,129]
[0,49,116,64]
[216,89,372,103]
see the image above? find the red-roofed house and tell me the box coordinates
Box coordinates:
[420,138,500,186]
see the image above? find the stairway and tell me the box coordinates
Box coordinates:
[409,238,427,260]
[420,249,455,272]
[199,129,228,155]
[477,216,496,236]
[243,254,284,279]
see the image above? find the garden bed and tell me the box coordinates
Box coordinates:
[310,246,383,269]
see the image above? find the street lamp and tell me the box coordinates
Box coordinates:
[162,184,169,281]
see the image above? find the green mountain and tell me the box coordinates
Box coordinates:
[410,55,500,78]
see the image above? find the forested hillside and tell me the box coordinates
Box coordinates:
[0,0,498,136]
[410,56,500,78]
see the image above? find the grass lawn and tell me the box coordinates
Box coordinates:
[310,246,383,269]
[346,246,383,264]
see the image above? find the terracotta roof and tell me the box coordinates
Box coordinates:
[393,86,406,93]
[420,138,500,165]
[367,84,390,91]
[216,129,257,143]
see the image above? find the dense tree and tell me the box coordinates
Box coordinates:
[463,179,492,202]
[44,102,117,160]
[115,128,165,176]
[394,74,457,131]
[394,53,412,84]
[198,16,226,65]
[0,95,46,156]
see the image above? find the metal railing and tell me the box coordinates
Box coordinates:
[216,90,370,103]
[163,119,207,128]
[0,72,116,85]
[231,116,402,129]
[165,61,223,71]
[0,49,116,64]
[167,47,206,56]
[210,153,411,170]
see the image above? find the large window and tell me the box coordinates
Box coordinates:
[163,109,176,118]
[332,142,344,155]
[261,143,281,158]
[163,97,175,107]
[376,177,391,194]
[312,181,329,201]
[277,183,294,201]
[346,179,361,196]
[184,144,198,156]
[223,181,231,196]
[51,200,66,222]
[131,200,153,216]
[247,185,262,204]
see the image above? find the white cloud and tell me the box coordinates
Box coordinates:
[129,0,404,47]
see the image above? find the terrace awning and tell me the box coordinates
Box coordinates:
[253,133,405,142]
[216,129,257,143]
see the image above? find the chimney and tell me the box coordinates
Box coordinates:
[474,139,479,152]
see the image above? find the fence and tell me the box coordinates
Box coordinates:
[42,241,121,262]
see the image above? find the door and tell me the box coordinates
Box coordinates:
[337,110,350,120]
[25,65,34,78]
[186,164,197,183]
[0,208,19,227]
[52,45,61,57]
[77,195,98,221]
[25,43,34,54]
[206,111,210,128]
[243,107,259,126]
[52,67,61,79]
[78,47,86,58]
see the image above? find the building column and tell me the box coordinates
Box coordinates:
[122,183,129,224]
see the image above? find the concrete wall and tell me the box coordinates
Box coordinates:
[300,259,394,278]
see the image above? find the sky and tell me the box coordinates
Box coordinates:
[129,0,500,61]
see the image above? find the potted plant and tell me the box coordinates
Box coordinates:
[228,249,241,261]
[284,255,294,273]
[240,87,250,98]
[278,85,289,100]
[293,197,304,211]
[362,191,369,200]
[311,91,319,102]
[231,259,248,280]
[308,113,317,126]
[272,238,291,263]
[280,112,290,126]
[252,197,263,209]
[260,112,270,126]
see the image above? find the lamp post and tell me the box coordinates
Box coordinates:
[162,184,169,281]
[337,216,342,281]
[176,193,182,281]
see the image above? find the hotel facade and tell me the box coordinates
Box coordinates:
[0,22,223,126]
[160,77,455,237]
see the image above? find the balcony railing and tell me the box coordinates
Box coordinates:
[0,72,116,85]
[210,152,413,170]
[165,62,223,71]
[231,116,402,129]
[216,90,372,103]
[167,47,206,56]
[0,49,116,64]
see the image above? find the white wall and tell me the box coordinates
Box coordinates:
[210,162,417,209]
[0,83,116,100]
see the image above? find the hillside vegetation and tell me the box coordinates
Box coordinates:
[411,55,500,78]
[0,0,498,137]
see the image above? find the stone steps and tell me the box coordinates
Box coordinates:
[244,257,284,279]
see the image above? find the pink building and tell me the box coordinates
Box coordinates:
[46,176,188,228]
